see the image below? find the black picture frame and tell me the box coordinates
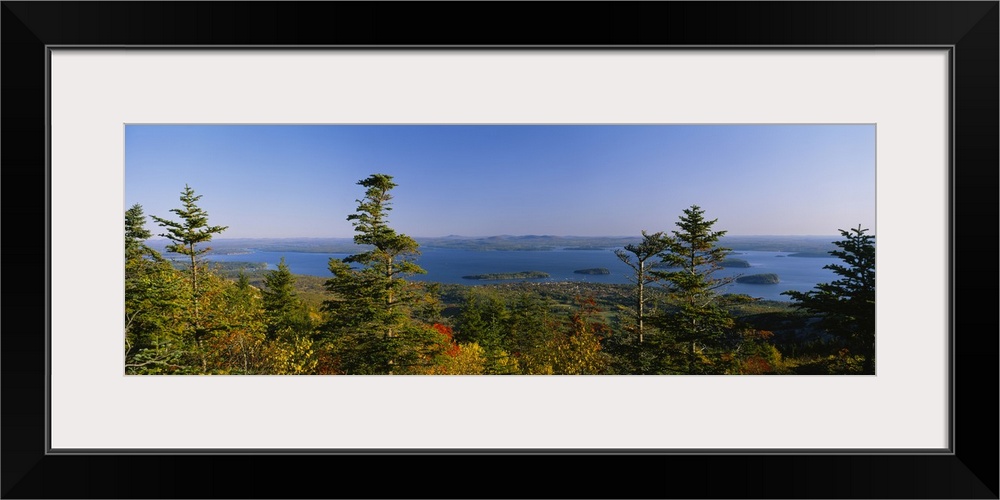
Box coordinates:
[3,2,997,498]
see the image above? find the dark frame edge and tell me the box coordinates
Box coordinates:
[2,2,48,498]
[951,2,1000,496]
[44,45,53,460]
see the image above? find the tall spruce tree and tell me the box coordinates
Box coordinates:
[652,205,737,374]
[782,225,876,374]
[151,185,228,371]
[322,174,443,374]
[151,185,229,302]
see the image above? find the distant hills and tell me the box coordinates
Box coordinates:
[145,234,843,255]
[417,234,843,253]
[145,237,363,255]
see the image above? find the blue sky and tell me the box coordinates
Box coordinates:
[125,124,876,238]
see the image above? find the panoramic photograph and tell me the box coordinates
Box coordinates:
[124,124,875,375]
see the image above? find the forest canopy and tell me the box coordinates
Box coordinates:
[125,178,876,375]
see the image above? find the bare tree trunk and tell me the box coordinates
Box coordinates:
[638,261,645,344]
[240,333,249,373]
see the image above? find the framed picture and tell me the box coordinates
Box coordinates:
[3,2,996,498]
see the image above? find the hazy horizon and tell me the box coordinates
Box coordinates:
[145,233,848,240]
[126,124,876,238]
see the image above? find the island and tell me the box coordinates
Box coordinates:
[786,251,831,258]
[462,271,550,280]
[720,258,752,268]
[736,273,780,284]
[573,268,611,275]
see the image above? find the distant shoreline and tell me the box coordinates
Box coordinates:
[147,234,845,255]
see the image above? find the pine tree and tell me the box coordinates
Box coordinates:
[454,288,520,374]
[506,291,555,362]
[262,257,309,341]
[652,205,737,374]
[342,173,427,307]
[455,288,509,351]
[782,225,876,374]
[321,174,443,374]
[323,174,426,332]
[125,203,162,262]
[124,204,186,373]
[151,185,229,293]
[151,185,229,371]
[614,230,670,344]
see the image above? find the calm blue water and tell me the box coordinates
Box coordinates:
[203,248,843,301]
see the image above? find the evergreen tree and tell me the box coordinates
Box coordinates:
[322,174,444,374]
[506,291,555,361]
[652,205,737,374]
[235,270,252,291]
[454,288,521,374]
[614,230,670,344]
[782,225,876,374]
[345,174,426,292]
[151,185,229,295]
[125,203,162,262]
[262,257,310,341]
[124,204,187,373]
[603,231,671,374]
[455,288,509,352]
[151,185,229,371]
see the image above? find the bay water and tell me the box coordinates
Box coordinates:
[203,247,843,302]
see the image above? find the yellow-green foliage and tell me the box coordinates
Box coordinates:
[520,334,609,375]
[519,298,611,375]
[432,342,487,375]
[487,349,520,375]
[826,348,865,374]
[554,329,610,375]
[265,336,320,375]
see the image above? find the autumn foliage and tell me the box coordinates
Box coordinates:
[126,181,865,376]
